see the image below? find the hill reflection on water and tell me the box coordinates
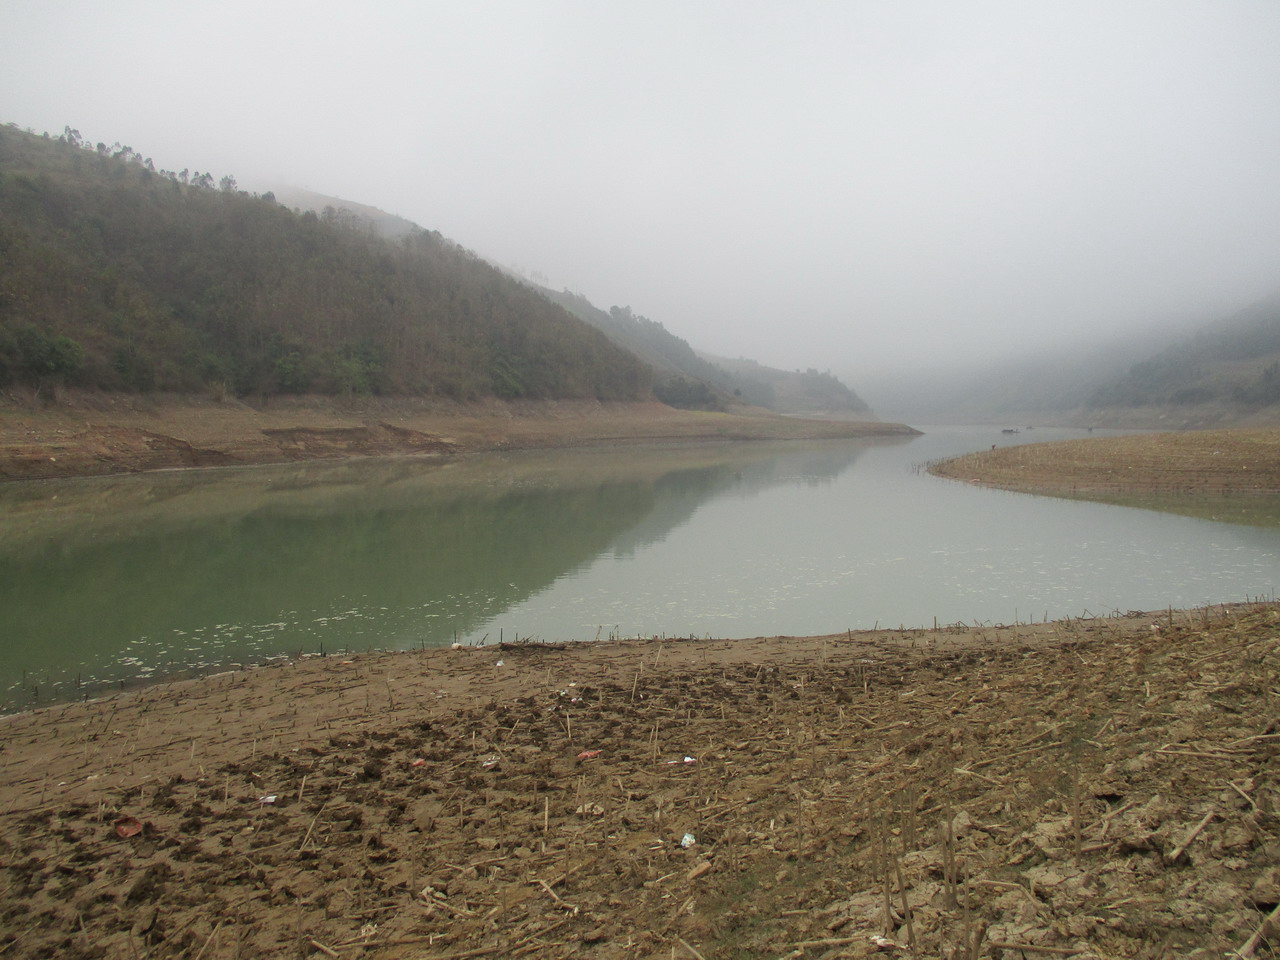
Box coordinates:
[0,441,878,709]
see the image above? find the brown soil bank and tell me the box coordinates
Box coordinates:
[931,428,1280,496]
[2,605,1278,958]
[0,393,918,481]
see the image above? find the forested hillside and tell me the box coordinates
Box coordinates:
[0,125,650,401]
[541,294,729,409]
[1087,292,1280,411]
[249,182,877,418]
[265,185,420,241]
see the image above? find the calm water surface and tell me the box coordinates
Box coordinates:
[2,425,1278,709]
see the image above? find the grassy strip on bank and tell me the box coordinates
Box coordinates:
[0,604,1277,958]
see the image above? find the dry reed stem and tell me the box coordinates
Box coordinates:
[986,942,1084,955]
[894,855,915,951]
[1166,808,1217,863]
[1237,901,1280,958]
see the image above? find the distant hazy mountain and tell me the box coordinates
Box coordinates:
[1086,292,1280,418]
[543,292,874,417]
[860,332,1160,426]
[863,293,1280,428]
[699,354,873,418]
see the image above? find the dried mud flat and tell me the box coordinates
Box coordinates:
[1,606,1278,959]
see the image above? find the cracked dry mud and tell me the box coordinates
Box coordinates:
[0,605,1277,959]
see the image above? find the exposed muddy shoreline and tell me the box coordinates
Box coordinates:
[5,413,1279,958]
[0,394,919,481]
[929,427,1280,496]
[1,604,1277,958]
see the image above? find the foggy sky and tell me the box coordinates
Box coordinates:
[3,1,1280,403]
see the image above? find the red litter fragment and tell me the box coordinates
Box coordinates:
[411,758,427,767]
[114,816,143,838]
[576,750,602,760]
